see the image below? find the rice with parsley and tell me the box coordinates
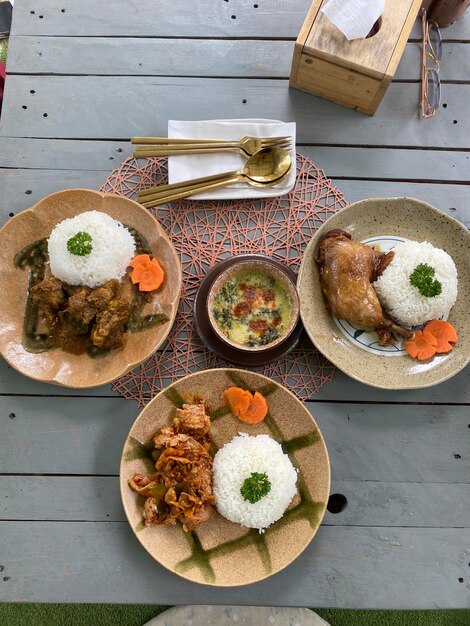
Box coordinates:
[373,240,458,326]
[48,211,135,288]
[213,433,298,531]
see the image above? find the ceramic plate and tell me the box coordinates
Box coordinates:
[298,198,470,389]
[120,368,330,586]
[0,189,182,388]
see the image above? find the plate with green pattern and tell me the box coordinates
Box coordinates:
[120,368,330,586]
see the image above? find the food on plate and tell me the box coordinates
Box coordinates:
[30,277,130,353]
[404,330,438,361]
[372,240,458,327]
[316,229,413,346]
[424,320,458,353]
[222,386,268,424]
[211,267,294,348]
[48,211,136,288]
[212,434,298,531]
[405,320,458,360]
[129,253,165,292]
[317,231,459,354]
[129,401,215,532]
[15,210,169,356]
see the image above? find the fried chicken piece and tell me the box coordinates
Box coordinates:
[316,230,413,345]
[173,402,211,442]
[129,407,215,530]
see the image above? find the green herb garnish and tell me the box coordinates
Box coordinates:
[409,263,442,298]
[67,231,93,256]
[259,327,280,345]
[218,280,237,305]
[240,472,271,504]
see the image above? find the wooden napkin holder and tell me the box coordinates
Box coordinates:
[290,0,422,115]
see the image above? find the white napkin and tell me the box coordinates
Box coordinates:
[321,0,385,41]
[167,119,296,200]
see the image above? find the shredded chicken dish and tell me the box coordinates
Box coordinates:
[129,401,215,532]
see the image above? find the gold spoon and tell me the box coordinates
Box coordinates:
[138,147,292,207]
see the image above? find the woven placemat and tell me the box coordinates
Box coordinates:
[100,153,347,406]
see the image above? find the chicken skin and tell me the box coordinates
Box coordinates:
[316,230,412,345]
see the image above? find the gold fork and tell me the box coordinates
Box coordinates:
[132,135,292,159]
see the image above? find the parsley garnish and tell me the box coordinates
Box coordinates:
[67,231,93,256]
[240,472,271,504]
[409,263,442,298]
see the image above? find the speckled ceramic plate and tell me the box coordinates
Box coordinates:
[298,198,470,389]
[0,189,182,388]
[120,368,330,586]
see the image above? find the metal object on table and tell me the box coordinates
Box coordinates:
[132,135,291,158]
[138,147,292,207]
[420,9,442,118]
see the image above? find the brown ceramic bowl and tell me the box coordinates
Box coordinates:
[120,368,330,587]
[297,197,470,389]
[0,189,182,388]
[206,257,300,352]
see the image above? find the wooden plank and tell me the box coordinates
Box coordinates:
[10,0,470,41]
[316,367,470,403]
[6,36,468,81]
[0,521,468,607]
[0,350,468,403]
[1,398,469,481]
[333,180,470,228]
[9,0,317,38]
[1,76,469,147]
[1,140,469,182]
[2,475,469,528]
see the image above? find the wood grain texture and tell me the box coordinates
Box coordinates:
[1,168,468,230]
[6,37,468,81]
[2,475,469,527]
[304,0,419,78]
[1,398,468,481]
[10,0,470,41]
[1,139,468,180]
[0,522,468,607]
[1,76,468,147]
[0,352,468,402]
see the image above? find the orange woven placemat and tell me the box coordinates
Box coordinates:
[101,153,347,406]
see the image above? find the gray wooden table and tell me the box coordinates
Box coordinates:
[0,0,469,609]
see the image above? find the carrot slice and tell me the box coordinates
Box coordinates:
[130,263,148,284]
[240,391,269,424]
[129,254,151,268]
[423,320,458,354]
[130,258,165,291]
[405,330,438,361]
[222,387,251,418]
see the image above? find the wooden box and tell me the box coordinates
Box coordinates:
[290,0,422,115]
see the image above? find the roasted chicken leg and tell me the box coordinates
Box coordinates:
[316,230,413,345]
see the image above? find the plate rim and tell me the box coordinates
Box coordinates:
[297,196,470,390]
[0,188,182,388]
[119,367,331,587]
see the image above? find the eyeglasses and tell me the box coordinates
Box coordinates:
[420,10,442,119]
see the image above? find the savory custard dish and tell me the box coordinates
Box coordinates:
[211,268,294,348]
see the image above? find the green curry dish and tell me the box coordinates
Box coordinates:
[240,472,272,504]
[409,263,442,298]
[67,231,93,256]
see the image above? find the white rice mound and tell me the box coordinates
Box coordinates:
[373,240,458,327]
[48,211,136,288]
[213,433,298,531]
